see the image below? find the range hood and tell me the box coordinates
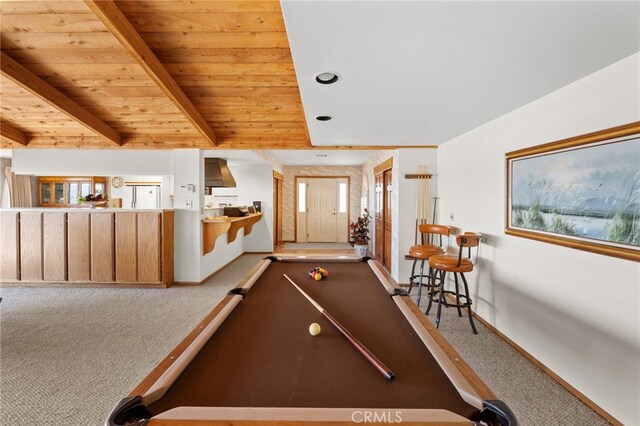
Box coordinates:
[204,158,237,188]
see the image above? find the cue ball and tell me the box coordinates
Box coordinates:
[309,323,321,336]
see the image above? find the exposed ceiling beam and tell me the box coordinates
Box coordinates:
[20,135,438,150]
[0,52,122,146]
[85,0,217,146]
[0,122,28,146]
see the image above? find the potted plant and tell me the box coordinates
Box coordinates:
[78,193,109,208]
[349,209,371,256]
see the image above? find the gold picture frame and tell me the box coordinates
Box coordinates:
[505,121,640,262]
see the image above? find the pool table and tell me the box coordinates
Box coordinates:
[106,256,517,425]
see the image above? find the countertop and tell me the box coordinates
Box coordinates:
[0,208,172,213]
[202,212,262,223]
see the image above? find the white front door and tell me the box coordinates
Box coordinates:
[306,179,338,242]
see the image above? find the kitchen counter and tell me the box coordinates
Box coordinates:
[0,208,171,213]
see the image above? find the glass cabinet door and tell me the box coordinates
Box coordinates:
[40,183,51,204]
[54,182,65,204]
[94,182,105,195]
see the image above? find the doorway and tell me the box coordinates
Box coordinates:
[273,171,283,249]
[374,158,393,272]
[295,177,349,243]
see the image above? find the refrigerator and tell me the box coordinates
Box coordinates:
[124,185,160,209]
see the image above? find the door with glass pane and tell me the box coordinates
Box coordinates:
[297,177,349,243]
[307,179,337,242]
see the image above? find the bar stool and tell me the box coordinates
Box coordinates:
[407,224,452,306]
[426,232,481,334]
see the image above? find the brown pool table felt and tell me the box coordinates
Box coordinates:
[147,260,478,419]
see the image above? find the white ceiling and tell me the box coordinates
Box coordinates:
[265,149,376,166]
[282,1,640,147]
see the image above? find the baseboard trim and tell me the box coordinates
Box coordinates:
[441,294,622,426]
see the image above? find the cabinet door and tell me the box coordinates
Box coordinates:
[68,213,91,281]
[54,182,66,205]
[43,212,66,281]
[91,213,114,282]
[0,212,19,280]
[20,212,43,280]
[138,213,161,282]
[39,182,52,205]
[115,213,137,282]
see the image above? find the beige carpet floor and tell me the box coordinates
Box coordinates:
[1,254,608,425]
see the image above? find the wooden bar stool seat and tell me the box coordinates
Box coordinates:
[429,256,473,273]
[406,224,452,306]
[426,232,481,334]
[409,244,444,259]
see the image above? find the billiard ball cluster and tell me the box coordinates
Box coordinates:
[308,267,329,281]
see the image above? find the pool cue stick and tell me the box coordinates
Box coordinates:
[424,165,430,225]
[432,197,439,225]
[414,167,420,244]
[283,274,395,381]
[419,165,424,227]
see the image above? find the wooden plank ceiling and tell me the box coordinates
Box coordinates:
[0,0,311,149]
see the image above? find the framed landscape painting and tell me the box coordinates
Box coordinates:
[506,122,640,262]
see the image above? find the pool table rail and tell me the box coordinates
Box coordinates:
[129,260,270,398]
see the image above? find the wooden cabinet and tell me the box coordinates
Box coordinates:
[38,176,107,207]
[0,210,173,287]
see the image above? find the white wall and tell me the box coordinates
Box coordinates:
[362,149,438,282]
[173,150,203,283]
[12,149,173,176]
[437,53,640,424]
[199,162,274,280]
[396,149,438,283]
[233,163,274,252]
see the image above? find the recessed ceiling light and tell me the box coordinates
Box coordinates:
[316,116,332,121]
[315,72,339,85]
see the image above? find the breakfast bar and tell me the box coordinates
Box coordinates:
[0,208,173,287]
